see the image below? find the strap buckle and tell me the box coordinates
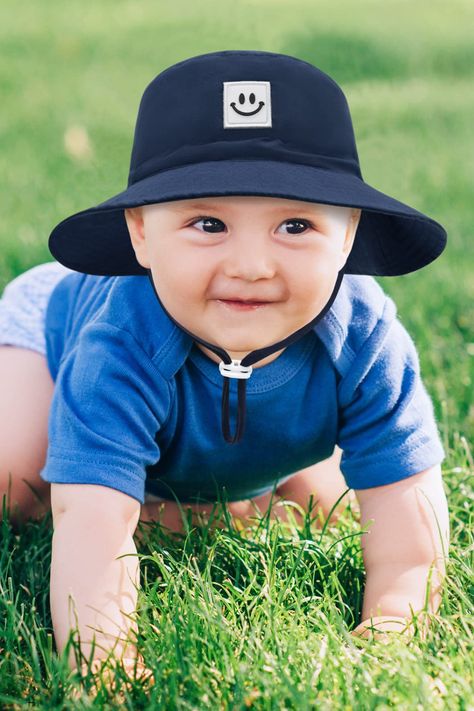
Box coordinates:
[219,359,253,380]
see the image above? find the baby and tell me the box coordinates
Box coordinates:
[0,50,450,680]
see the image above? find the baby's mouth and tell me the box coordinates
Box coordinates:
[216,299,271,311]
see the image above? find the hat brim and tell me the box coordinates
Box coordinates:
[48,160,447,277]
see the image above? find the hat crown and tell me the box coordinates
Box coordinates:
[128,50,362,186]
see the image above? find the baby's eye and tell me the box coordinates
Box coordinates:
[190,216,226,233]
[277,219,313,235]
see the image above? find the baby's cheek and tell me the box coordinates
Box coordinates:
[294,275,334,323]
[294,277,331,311]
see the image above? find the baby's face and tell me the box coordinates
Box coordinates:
[125,196,360,367]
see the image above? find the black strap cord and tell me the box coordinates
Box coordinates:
[221,376,248,444]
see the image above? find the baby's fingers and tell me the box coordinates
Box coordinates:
[120,655,155,686]
[69,656,154,701]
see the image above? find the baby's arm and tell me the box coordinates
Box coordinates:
[50,483,142,670]
[353,464,450,639]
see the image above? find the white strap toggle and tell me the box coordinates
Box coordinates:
[219,359,253,379]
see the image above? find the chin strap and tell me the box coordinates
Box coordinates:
[146,265,346,444]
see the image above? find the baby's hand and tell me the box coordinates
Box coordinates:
[70,654,155,701]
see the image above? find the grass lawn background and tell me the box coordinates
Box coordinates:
[0,0,472,707]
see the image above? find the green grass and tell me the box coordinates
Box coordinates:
[1,484,473,708]
[0,0,473,707]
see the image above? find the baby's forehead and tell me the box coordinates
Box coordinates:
[163,195,341,215]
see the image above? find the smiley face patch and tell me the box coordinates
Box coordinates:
[223,81,272,128]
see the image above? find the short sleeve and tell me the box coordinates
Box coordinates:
[40,323,171,504]
[336,311,446,490]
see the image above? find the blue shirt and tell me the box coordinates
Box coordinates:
[40,271,446,504]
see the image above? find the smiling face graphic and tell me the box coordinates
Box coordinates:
[223,81,272,128]
[231,91,265,117]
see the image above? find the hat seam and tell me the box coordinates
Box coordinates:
[130,143,359,180]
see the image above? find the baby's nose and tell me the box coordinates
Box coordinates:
[223,234,276,280]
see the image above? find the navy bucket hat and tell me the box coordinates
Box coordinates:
[48,49,448,444]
